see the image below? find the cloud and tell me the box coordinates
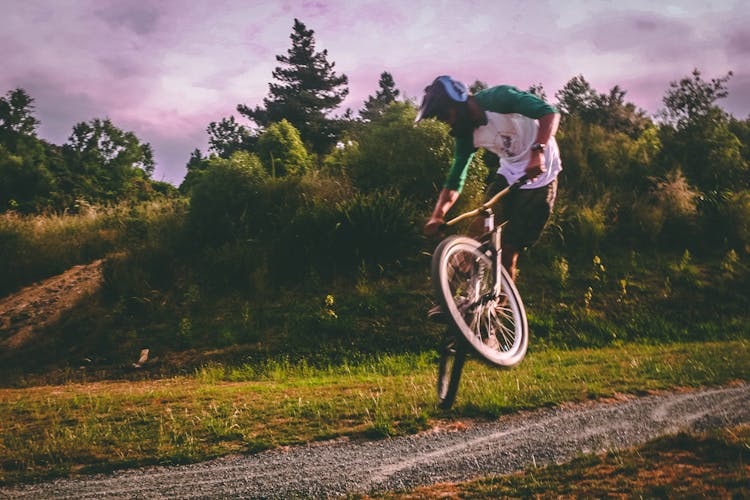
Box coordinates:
[727,28,750,57]
[93,2,163,36]
[3,0,750,187]
[725,72,750,119]
[566,11,697,64]
[12,72,107,145]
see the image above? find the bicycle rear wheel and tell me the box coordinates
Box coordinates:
[437,332,467,409]
[431,236,528,367]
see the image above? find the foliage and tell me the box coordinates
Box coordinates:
[526,82,547,101]
[206,116,254,159]
[178,148,209,195]
[66,118,155,179]
[0,88,175,212]
[187,151,268,245]
[346,102,457,208]
[469,80,488,93]
[0,88,40,146]
[237,18,348,154]
[0,199,186,296]
[659,109,747,193]
[4,68,750,406]
[334,189,420,269]
[359,72,400,122]
[566,196,610,255]
[660,68,733,130]
[555,75,650,137]
[255,119,312,177]
[0,144,56,212]
[717,189,750,252]
[626,169,700,245]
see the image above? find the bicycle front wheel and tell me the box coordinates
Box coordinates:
[431,236,528,367]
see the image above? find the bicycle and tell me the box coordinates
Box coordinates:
[431,176,530,409]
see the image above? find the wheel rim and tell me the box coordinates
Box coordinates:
[440,241,526,364]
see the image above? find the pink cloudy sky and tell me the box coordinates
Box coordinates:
[2,0,749,184]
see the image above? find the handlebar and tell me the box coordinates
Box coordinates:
[444,175,530,227]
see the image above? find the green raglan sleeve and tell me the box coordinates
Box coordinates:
[444,135,477,193]
[475,85,557,119]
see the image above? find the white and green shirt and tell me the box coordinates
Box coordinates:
[446,85,562,192]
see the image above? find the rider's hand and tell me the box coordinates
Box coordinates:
[525,151,546,181]
[424,217,444,238]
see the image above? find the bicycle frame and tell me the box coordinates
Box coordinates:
[442,176,527,305]
[433,176,531,405]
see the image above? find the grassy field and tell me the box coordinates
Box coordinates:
[1,340,748,486]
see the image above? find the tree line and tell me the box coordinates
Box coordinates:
[2,18,749,258]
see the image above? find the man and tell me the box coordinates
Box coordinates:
[416,75,561,282]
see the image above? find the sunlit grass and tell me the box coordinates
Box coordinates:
[1,340,748,486]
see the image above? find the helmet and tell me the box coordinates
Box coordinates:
[415,76,469,123]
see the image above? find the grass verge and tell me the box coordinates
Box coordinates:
[0,340,748,486]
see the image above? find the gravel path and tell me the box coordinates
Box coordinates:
[2,383,748,499]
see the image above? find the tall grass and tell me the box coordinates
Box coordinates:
[0,199,187,296]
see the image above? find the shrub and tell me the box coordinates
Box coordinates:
[187,151,267,245]
[334,189,420,270]
[624,169,699,247]
[566,197,610,254]
[347,102,454,208]
[718,190,750,252]
[255,120,312,177]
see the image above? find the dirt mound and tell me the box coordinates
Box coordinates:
[0,260,104,351]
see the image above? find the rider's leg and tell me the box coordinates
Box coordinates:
[501,243,520,281]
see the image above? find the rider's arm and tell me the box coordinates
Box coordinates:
[527,111,560,178]
[443,135,477,193]
[425,188,460,236]
[426,136,476,236]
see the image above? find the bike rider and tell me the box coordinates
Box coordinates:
[416,75,562,283]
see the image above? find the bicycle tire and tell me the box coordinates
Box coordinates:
[436,332,468,409]
[431,235,528,368]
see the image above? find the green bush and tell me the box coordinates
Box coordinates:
[100,201,188,302]
[565,197,610,254]
[347,102,454,208]
[271,198,341,280]
[334,189,420,270]
[269,188,421,279]
[187,151,268,245]
[255,119,312,177]
[718,189,750,252]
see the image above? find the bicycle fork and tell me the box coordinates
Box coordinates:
[483,209,504,301]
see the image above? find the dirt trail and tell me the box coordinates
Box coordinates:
[2,383,748,499]
[0,260,104,351]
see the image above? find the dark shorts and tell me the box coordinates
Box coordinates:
[485,174,557,250]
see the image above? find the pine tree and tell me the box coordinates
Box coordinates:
[0,88,41,152]
[237,18,348,154]
[207,116,253,159]
[360,72,400,122]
